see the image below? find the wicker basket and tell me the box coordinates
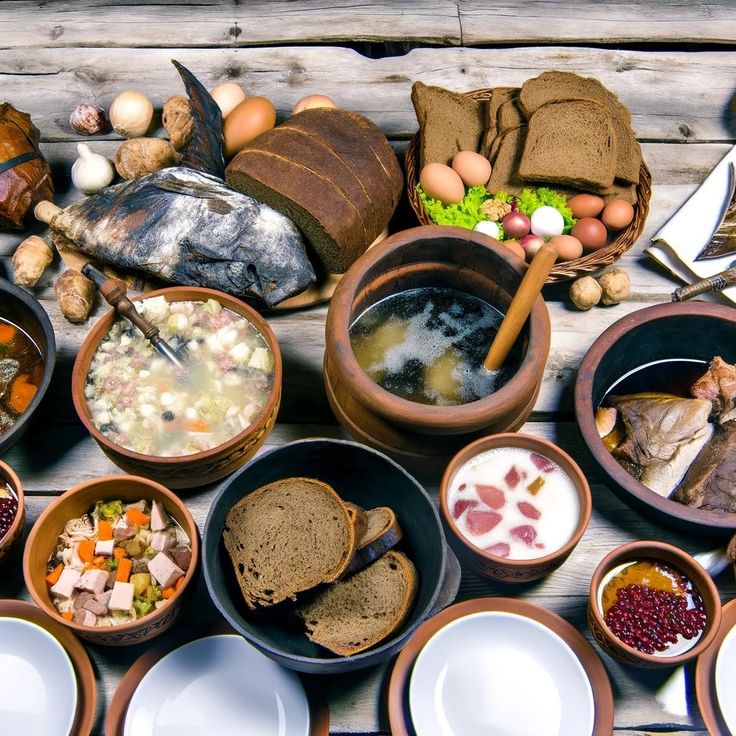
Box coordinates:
[405,87,652,283]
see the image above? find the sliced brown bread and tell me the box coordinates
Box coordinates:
[298,550,418,656]
[222,477,357,609]
[226,148,366,273]
[519,100,617,191]
[344,501,369,543]
[519,71,640,184]
[411,81,486,168]
[486,125,529,195]
[480,86,517,158]
[497,95,526,135]
[341,506,403,578]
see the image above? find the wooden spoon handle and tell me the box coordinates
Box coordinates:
[484,243,557,372]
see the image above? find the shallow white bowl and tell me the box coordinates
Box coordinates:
[0,617,77,736]
[409,611,594,736]
[716,622,736,732]
[124,634,310,736]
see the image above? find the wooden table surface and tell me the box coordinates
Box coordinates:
[1,2,736,734]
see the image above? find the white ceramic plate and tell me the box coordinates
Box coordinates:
[409,611,595,736]
[0,617,78,736]
[716,622,736,733]
[124,634,310,736]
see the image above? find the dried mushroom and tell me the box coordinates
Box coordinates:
[12,235,53,286]
[569,276,602,310]
[598,269,631,305]
[162,95,194,150]
[114,138,178,180]
[55,269,95,324]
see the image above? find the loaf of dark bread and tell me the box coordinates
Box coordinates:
[298,550,418,656]
[226,108,402,273]
[222,477,357,609]
[411,81,486,168]
[519,71,641,184]
[519,100,617,191]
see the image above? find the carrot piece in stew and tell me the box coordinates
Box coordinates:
[0,324,17,343]
[126,508,150,527]
[46,563,63,585]
[113,546,127,559]
[8,375,37,414]
[116,557,132,583]
[62,611,74,621]
[77,539,95,563]
[98,520,113,541]
[162,587,176,599]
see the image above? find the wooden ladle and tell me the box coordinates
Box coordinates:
[484,242,557,371]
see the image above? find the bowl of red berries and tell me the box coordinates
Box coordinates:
[587,540,721,668]
[0,460,24,564]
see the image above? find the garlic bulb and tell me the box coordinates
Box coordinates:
[71,143,115,195]
[109,90,153,138]
[70,103,107,135]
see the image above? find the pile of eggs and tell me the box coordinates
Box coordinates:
[210,82,337,159]
[419,151,636,264]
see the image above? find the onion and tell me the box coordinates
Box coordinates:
[519,234,544,261]
[502,211,530,238]
[108,91,153,138]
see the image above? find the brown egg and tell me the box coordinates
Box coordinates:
[571,218,609,251]
[568,193,605,220]
[601,199,635,230]
[549,234,583,261]
[292,94,337,115]
[209,82,247,119]
[419,163,465,206]
[223,96,277,158]
[503,239,526,260]
[451,150,492,188]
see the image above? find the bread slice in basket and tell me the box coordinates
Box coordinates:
[298,550,418,656]
[222,477,357,609]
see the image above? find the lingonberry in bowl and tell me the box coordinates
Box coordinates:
[587,540,721,668]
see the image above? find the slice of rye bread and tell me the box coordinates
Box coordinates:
[226,148,367,273]
[411,81,486,168]
[298,550,418,656]
[242,126,375,246]
[284,108,403,218]
[344,502,369,543]
[222,477,357,609]
[480,86,518,158]
[486,125,529,195]
[341,507,403,578]
[519,100,617,191]
[519,71,641,184]
[497,94,526,135]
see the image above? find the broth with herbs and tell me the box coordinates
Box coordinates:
[0,318,44,436]
[349,287,517,406]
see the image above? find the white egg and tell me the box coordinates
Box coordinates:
[474,220,500,239]
[530,206,564,237]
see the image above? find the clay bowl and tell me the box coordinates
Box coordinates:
[440,433,592,583]
[324,225,551,473]
[23,474,199,646]
[203,438,449,674]
[587,540,721,668]
[0,277,56,455]
[0,460,24,564]
[71,286,281,489]
[575,301,736,536]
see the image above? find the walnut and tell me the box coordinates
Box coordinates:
[569,276,602,310]
[598,268,631,305]
[114,138,178,180]
[162,95,194,150]
[479,198,512,222]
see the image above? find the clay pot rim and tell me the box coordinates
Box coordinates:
[328,225,550,432]
[587,539,722,666]
[0,460,24,550]
[71,286,282,466]
[575,301,736,532]
[22,474,200,636]
[439,432,592,569]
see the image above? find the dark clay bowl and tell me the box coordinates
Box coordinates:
[203,438,448,674]
[440,433,592,583]
[0,278,56,455]
[575,301,736,537]
[587,540,721,668]
[324,225,550,473]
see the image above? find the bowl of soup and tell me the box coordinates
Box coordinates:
[0,278,56,455]
[587,540,721,668]
[575,301,736,536]
[72,286,281,488]
[440,433,592,582]
[324,226,551,472]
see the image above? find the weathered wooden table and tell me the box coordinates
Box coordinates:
[1,2,736,734]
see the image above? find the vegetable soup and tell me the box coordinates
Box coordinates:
[85,297,274,457]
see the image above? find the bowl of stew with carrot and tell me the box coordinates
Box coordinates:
[0,277,56,455]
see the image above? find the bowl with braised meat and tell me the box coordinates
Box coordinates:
[0,278,56,455]
[575,302,736,536]
[23,474,198,645]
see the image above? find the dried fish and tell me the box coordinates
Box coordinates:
[45,167,316,307]
[696,165,736,260]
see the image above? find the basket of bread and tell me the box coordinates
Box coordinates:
[407,71,651,282]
